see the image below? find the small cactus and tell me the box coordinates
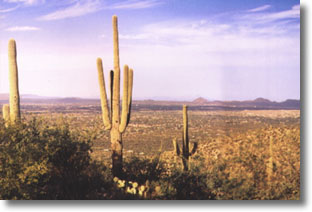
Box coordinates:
[173,105,198,171]
[267,134,274,183]
[8,39,21,123]
[113,177,148,197]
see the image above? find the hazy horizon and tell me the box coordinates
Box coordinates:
[0,92,300,102]
[0,0,300,102]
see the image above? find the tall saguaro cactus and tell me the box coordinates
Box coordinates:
[97,15,134,176]
[173,105,198,171]
[8,39,21,123]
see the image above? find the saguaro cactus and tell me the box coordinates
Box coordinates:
[97,15,134,176]
[8,39,21,123]
[173,105,198,171]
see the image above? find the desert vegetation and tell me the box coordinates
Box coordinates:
[0,106,300,200]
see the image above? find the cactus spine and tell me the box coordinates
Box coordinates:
[173,105,198,171]
[97,15,134,176]
[8,39,21,123]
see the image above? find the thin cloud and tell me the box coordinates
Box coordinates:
[117,10,299,57]
[109,0,162,10]
[4,0,45,6]
[38,0,162,21]
[261,4,300,21]
[241,4,300,23]
[120,33,152,40]
[6,26,40,31]
[292,4,300,10]
[247,4,271,13]
[0,5,19,13]
[38,0,101,21]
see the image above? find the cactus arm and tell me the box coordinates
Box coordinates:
[173,138,180,156]
[119,65,129,133]
[190,142,198,156]
[181,131,188,171]
[2,104,10,127]
[181,130,185,156]
[97,58,111,130]
[112,15,120,128]
[8,39,21,123]
[126,68,133,126]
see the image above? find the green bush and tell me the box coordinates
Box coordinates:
[121,156,166,184]
[0,119,114,200]
[158,166,215,200]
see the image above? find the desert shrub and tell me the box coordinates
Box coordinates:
[113,155,214,200]
[206,158,256,200]
[146,156,215,200]
[121,155,166,184]
[159,168,215,200]
[147,152,214,199]
[0,119,114,200]
[205,145,299,200]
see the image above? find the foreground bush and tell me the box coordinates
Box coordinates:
[122,156,165,184]
[117,156,215,200]
[0,119,115,199]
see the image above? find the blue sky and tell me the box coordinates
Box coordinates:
[0,0,300,101]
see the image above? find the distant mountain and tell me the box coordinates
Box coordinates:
[192,97,209,104]
[0,93,300,110]
[189,97,300,110]
[278,99,300,108]
[252,97,271,103]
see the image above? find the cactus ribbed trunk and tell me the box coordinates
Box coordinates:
[97,15,134,177]
[182,105,189,171]
[112,15,122,176]
[111,127,122,175]
[112,15,120,129]
[8,39,21,123]
[183,106,189,153]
